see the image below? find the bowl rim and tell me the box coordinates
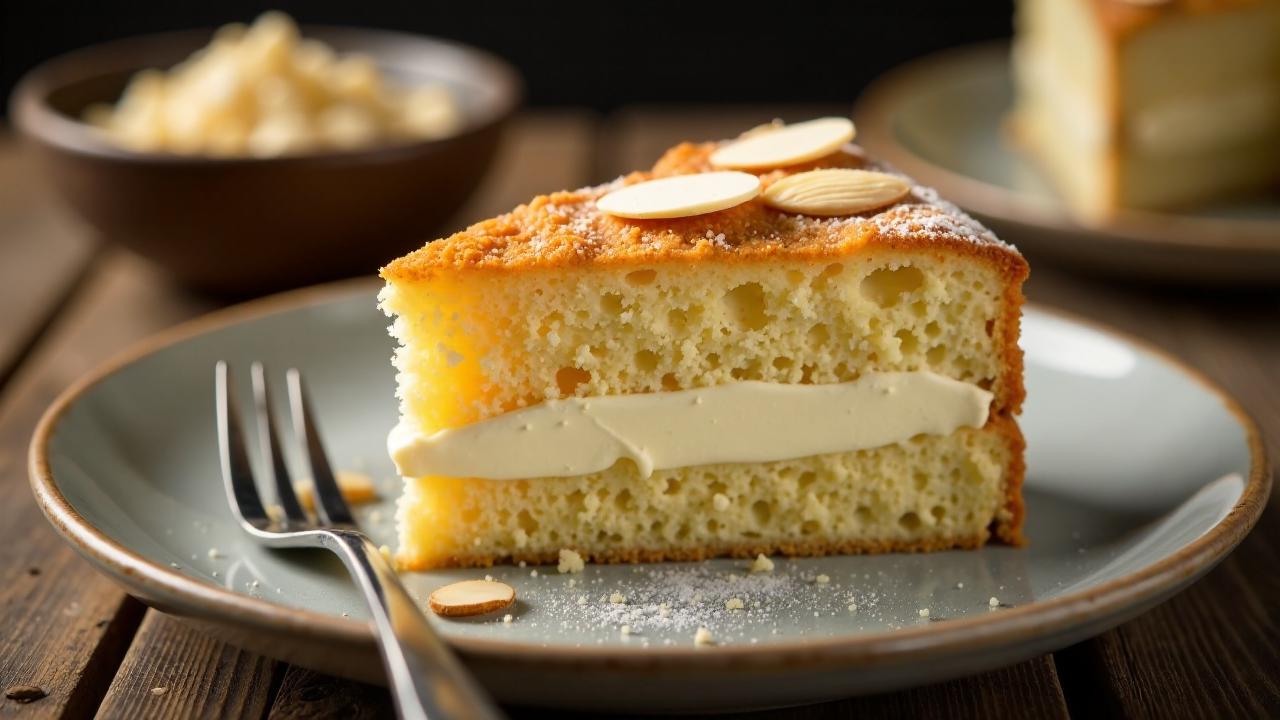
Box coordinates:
[9,24,523,166]
[27,276,1273,671]
[854,41,1280,253]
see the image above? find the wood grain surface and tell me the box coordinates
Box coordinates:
[95,613,279,720]
[0,108,1275,720]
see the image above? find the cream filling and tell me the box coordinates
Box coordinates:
[388,371,992,481]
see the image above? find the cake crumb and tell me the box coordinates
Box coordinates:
[620,624,632,637]
[577,595,588,606]
[485,575,494,582]
[957,582,964,589]
[518,560,527,568]
[918,608,930,618]
[150,687,168,697]
[557,548,585,574]
[725,597,744,611]
[847,603,858,612]
[530,569,539,578]
[815,574,830,584]
[609,592,626,605]
[694,627,714,646]
[989,596,1000,608]
[503,614,513,624]
[749,554,774,573]
[207,547,224,560]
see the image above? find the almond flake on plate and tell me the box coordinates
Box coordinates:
[428,580,516,617]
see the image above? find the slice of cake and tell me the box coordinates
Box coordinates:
[380,117,1028,570]
[1011,0,1280,217]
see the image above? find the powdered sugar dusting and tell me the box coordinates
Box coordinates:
[401,549,1036,650]
[480,560,896,647]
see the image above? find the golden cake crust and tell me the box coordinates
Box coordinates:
[381,143,1026,281]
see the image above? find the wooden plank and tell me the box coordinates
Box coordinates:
[1027,264,1280,719]
[265,657,1067,720]
[267,668,392,720]
[831,656,1069,720]
[0,136,99,388]
[508,658,1067,719]
[0,252,217,719]
[93,612,279,720]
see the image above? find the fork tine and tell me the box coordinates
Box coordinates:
[285,368,354,526]
[251,363,308,526]
[215,362,269,527]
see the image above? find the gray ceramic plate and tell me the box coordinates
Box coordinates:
[30,280,1269,712]
[855,43,1280,284]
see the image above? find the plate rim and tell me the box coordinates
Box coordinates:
[853,41,1280,255]
[28,277,1271,670]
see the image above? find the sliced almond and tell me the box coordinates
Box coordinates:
[428,580,516,617]
[762,169,910,216]
[294,470,378,512]
[710,117,855,170]
[597,171,760,219]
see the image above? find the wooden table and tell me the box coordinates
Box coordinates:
[1,108,1276,719]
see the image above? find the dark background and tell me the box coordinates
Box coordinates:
[2,0,1014,116]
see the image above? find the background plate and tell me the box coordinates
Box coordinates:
[855,43,1280,285]
[31,281,1268,712]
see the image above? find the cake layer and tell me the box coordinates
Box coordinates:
[395,417,1024,570]
[381,235,1025,441]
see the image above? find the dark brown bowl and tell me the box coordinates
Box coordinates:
[11,26,521,296]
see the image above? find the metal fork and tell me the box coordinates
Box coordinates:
[215,362,504,720]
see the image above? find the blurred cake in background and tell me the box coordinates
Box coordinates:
[1011,0,1280,218]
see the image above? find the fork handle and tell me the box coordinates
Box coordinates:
[327,532,506,720]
